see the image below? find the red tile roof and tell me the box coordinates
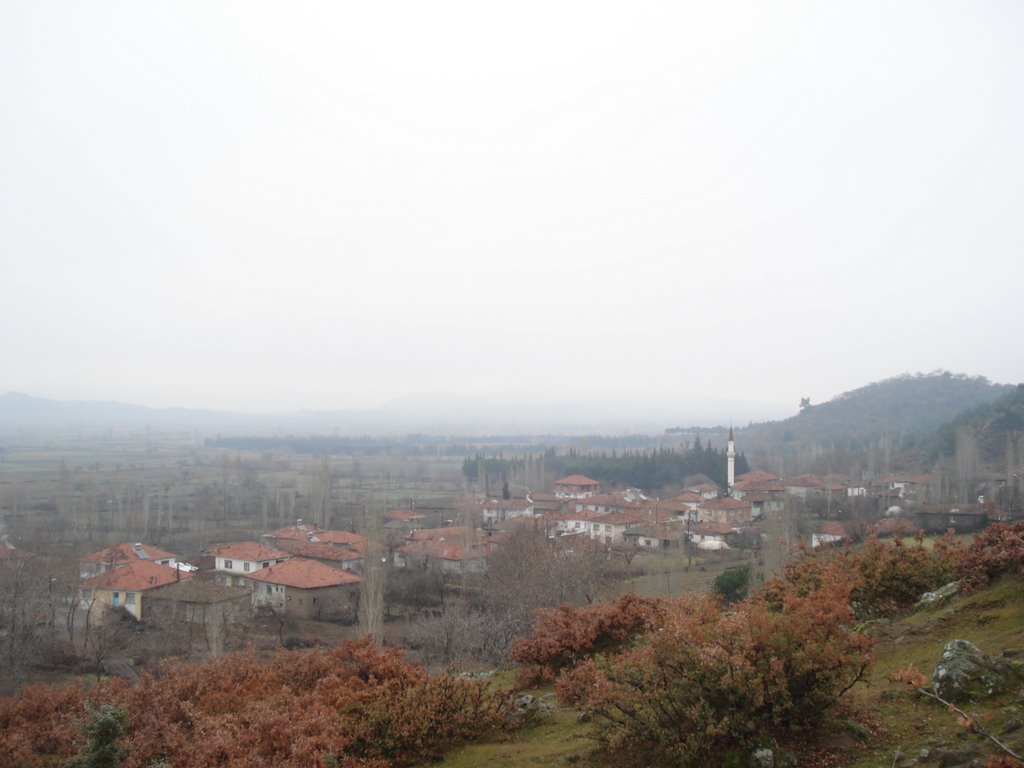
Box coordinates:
[554,475,600,486]
[208,542,289,562]
[279,541,362,563]
[699,497,751,511]
[80,542,178,565]
[0,542,33,560]
[246,558,361,589]
[399,540,488,562]
[314,530,367,547]
[735,470,779,483]
[81,560,190,591]
[817,522,850,538]
[408,526,486,544]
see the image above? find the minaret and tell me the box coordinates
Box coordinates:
[727,426,736,492]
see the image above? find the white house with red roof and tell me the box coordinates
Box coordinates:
[482,498,535,523]
[586,509,649,545]
[553,474,601,498]
[207,542,290,586]
[79,559,190,622]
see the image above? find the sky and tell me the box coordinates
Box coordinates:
[1,1,1022,420]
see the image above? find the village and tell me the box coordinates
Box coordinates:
[2,426,1009,678]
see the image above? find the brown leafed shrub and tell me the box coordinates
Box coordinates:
[555,574,872,766]
[956,520,1024,590]
[509,593,667,684]
[0,638,511,768]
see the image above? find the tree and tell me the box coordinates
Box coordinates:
[66,704,127,768]
[713,565,750,605]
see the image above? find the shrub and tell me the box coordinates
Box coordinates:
[509,594,666,684]
[556,577,872,766]
[956,520,1024,589]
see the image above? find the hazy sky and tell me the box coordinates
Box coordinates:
[2,1,1022,417]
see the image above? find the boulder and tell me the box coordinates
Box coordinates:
[931,639,1017,703]
[917,582,959,608]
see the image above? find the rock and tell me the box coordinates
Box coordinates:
[932,640,1012,703]
[918,582,960,608]
[1002,715,1023,734]
[931,742,981,767]
[508,693,554,725]
[750,747,774,768]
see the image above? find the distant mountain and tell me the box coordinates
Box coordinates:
[0,392,247,432]
[0,390,788,436]
[738,372,1015,455]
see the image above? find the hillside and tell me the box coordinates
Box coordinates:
[738,372,1013,456]
[928,383,1024,463]
[437,572,1024,768]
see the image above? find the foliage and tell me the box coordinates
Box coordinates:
[554,578,872,767]
[956,520,1024,590]
[509,594,666,683]
[67,703,128,768]
[0,638,512,768]
[762,535,958,618]
[713,565,750,605]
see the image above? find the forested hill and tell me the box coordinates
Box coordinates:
[739,372,1013,455]
[928,383,1024,463]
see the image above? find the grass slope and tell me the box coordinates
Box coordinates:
[434,577,1024,768]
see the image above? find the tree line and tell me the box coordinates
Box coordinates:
[463,442,750,494]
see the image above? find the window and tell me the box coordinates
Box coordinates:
[243,562,250,572]
[262,562,270,569]
[224,559,233,569]
[265,585,272,595]
[126,591,136,605]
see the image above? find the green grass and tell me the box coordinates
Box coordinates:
[432,694,598,768]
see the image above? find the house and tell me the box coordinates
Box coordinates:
[0,535,33,562]
[382,508,428,535]
[621,521,685,550]
[572,494,626,515]
[783,475,827,500]
[553,475,601,498]
[696,497,753,525]
[206,542,290,586]
[812,522,850,549]
[482,498,535,523]
[273,540,363,572]
[687,521,739,545]
[556,509,604,537]
[585,509,649,545]
[685,482,720,500]
[735,470,780,484]
[79,559,190,622]
[913,503,988,533]
[143,580,251,656]
[79,542,178,579]
[245,558,362,622]
[394,539,489,574]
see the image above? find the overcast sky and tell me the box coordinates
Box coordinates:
[1,1,1022,418]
